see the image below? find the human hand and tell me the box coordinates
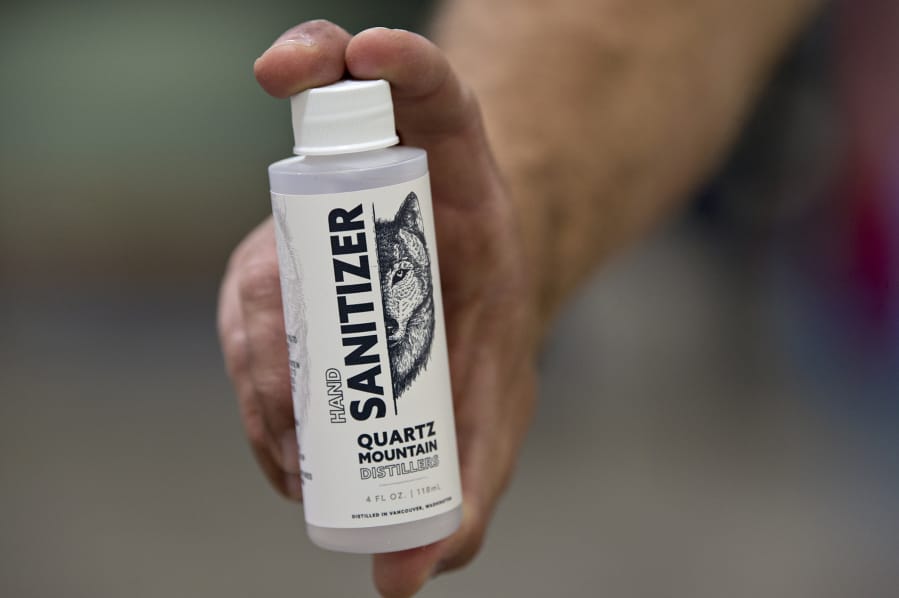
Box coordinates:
[217,20,541,597]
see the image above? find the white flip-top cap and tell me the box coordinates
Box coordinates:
[290,79,400,156]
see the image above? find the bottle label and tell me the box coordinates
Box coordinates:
[271,173,462,528]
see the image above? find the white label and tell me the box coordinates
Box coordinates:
[271,173,462,528]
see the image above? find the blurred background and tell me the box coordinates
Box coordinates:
[1,0,897,596]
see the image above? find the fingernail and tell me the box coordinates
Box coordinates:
[272,31,316,49]
[284,474,303,501]
[281,430,301,474]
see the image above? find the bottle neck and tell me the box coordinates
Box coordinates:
[292,139,399,158]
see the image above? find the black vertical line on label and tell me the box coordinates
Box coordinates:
[371,202,398,416]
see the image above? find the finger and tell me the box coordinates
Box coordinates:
[345,28,497,209]
[235,228,301,477]
[372,498,485,598]
[237,366,303,501]
[372,544,441,598]
[370,346,536,595]
[220,220,302,500]
[254,20,352,98]
[217,218,274,366]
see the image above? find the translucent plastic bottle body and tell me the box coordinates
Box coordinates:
[268,146,463,553]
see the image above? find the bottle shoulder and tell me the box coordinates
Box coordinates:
[269,146,428,195]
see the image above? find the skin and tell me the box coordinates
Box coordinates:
[218,2,817,596]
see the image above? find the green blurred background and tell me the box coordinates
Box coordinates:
[2,1,898,597]
[0,0,432,288]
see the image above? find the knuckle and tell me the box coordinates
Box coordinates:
[222,328,250,378]
[242,409,270,451]
[237,260,282,306]
[227,234,256,272]
[253,367,291,405]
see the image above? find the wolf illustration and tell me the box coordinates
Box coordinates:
[375,193,435,398]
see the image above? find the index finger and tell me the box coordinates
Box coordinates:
[254,20,352,98]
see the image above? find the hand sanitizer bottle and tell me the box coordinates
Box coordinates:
[267,79,463,553]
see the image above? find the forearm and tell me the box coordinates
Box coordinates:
[435,0,819,321]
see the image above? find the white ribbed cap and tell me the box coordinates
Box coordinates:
[290,79,399,156]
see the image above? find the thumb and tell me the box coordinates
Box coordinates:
[372,499,486,598]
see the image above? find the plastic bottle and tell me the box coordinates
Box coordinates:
[267,79,463,553]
